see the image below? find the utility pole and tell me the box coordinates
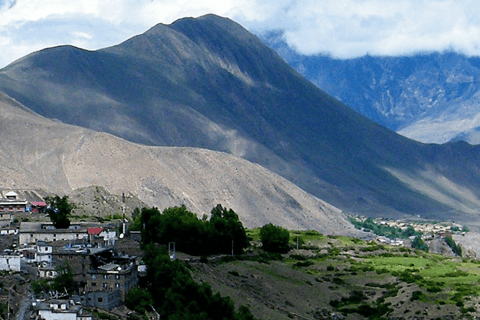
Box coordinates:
[169,242,176,261]
[7,285,12,320]
[150,305,160,320]
[122,193,126,235]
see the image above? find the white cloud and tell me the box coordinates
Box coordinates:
[1,0,480,68]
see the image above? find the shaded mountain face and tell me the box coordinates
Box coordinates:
[2,14,480,221]
[0,91,356,234]
[261,31,480,144]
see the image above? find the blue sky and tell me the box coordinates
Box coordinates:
[1,0,480,68]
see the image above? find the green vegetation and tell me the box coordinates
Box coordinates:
[44,195,73,229]
[127,244,256,320]
[445,235,462,256]
[136,204,249,256]
[202,232,480,319]
[31,262,77,295]
[451,225,470,233]
[349,217,421,239]
[411,236,428,252]
[260,223,290,253]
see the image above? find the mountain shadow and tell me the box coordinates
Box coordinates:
[2,14,480,221]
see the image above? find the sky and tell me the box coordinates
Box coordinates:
[1,0,480,68]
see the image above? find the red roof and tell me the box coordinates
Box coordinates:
[31,202,47,206]
[88,227,103,235]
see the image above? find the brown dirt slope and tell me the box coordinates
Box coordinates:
[0,91,358,234]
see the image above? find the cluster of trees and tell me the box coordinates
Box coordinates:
[411,236,428,252]
[134,204,250,256]
[445,235,462,256]
[44,195,73,229]
[126,244,256,320]
[350,217,421,239]
[31,262,76,295]
[259,223,290,253]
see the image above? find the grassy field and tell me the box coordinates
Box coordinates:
[190,230,480,320]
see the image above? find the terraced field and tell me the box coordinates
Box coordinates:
[189,230,480,320]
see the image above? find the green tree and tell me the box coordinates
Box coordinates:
[125,287,154,315]
[45,195,73,229]
[53,262,76,294]
[31,278,51,295]
[411,236,428,252]
[141,244,253,320]
[445,235,462,256]
[260,223,290,253]
[209,204,250,255]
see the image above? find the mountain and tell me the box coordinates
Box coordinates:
[2,14,480,221]
[0,90,356,234]
[261,31,480,144]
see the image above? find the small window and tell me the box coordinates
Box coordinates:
[92,274,97,280]
[97,297,103,303]
[115,283,120,288]
[91,283,96,287]
[103,283,108,289]
[115,274,120,280]
[103,274,108,279]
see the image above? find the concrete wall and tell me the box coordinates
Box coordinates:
[38,309,77,320]
[19,232,88,245]
[0,254,20,271]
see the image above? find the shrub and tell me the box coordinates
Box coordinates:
[445,236,462,256]
[260,223,290,253]
[411,236,428,252]
[293,260,314,267]
[410,290,424,301]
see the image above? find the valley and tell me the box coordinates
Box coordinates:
[1,12,480,320]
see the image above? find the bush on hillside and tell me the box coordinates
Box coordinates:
[260,223,290,253]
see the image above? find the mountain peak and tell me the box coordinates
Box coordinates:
[2,16,480,220]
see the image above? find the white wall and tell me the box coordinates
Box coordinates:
[0,255,21,271]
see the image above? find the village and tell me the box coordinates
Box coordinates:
[0,190,143,320]
[348,214,469,249]
[0,190,474,320]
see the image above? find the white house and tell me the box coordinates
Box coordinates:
[0,254,21,271]
[35,299,92,320]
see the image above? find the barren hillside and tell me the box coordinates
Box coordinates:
[0,91,358,234]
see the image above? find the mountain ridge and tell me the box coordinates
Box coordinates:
[260,31,480,144]
[2,14,480,221]
[0,90,358,234]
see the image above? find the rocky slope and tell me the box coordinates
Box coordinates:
[262,32,480,144]
[2,15,480,220]
[0,91,357,234]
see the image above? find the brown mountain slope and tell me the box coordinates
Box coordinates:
[0,91,358,234]
[3,15,480,220]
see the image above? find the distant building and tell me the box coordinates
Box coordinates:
[0,191,28,213]
[19,222,116,246]
[34,299,92,320]
[30,201,47,213]
[86,249,138,302]
[0,254,21,271]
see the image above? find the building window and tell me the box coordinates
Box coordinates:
[115,274,120,280]
[92,274,97,280]
[91,283,96,287]
[103,274,108,279]
[97,297,103,303]
[103,283,108,289]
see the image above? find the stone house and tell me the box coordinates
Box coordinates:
[34,299,92,320]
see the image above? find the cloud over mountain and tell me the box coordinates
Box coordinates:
[2,0,480,68]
